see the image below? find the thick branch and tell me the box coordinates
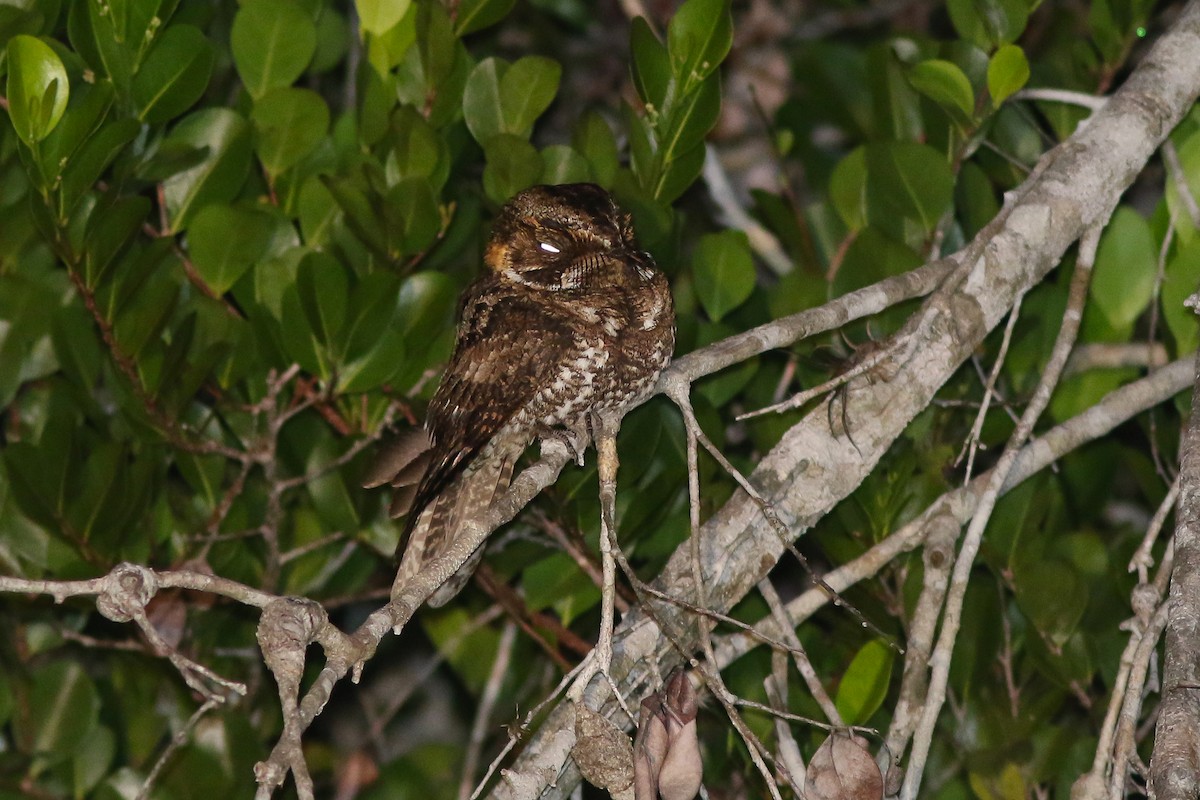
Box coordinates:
[1150,339,1200,799]
[490,3,1200,793]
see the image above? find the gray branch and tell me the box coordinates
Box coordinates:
[489,2,1200,795]
[1150,342,1200,798]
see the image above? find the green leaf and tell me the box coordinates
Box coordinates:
[161,108,253,232]
[57,118,140,217]
[1163,238,1200,355]
[251,87,329,176]
[1013,558,1087,647]
[946,0,1030,49]
[83,195,151,289]
[908,59,975,123]
[829,147,868,231]
[987,44,1029,108]
[630,17,669,110]
[356,0,412,36]
[132,24,214,124]
[321,174,391,262]
[540,145,592,185]
[5,34,70,145]
[1090,207,1155,331]
[666,0,732,91]
[1166,132,1200,245]
[295,252,348,348]
[187,204,276,294]
[397,270,458,338]
[693,230,756,321]
[572,112,619,186]
[654,141,705,204]
[231,0,316,98]
[835,640,895,725]
[298,175,340,248]
[454,0,516,35]
[18,660,101,762]
[38,79,115,186]
[387,106,447,188]
[865,141,955,233]
[462,58,506,143]
[499,56,561,137]
[337,271,407,392]
[482,134,542,205]
[463,56,561,143]
[382,177,440,256]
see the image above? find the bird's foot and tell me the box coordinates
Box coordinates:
[541,424,590,466]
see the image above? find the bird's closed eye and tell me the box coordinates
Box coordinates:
[538,241,561,254]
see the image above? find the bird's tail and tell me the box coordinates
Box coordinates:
[395,443,519,607]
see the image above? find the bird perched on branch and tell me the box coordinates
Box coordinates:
[365,183,675,605]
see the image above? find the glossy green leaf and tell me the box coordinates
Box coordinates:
[57,118,140,217]
[83,195,151,289]
[321,174,391,262]
[654,142,706,203]
[666,0,732,91]
[337,272,407,392]
[908,58,975,123]
[356,0,412,36]
[415,1,459,90]
[387,105,448,187]
[5,34,70,145]
[251,87,330,176]
[295,252,348,347]
[865,141,955,233]
[187,204,276,294]
[1013,558,1087,647]
[383,177,440,256]
[987,44,1029,108]
[572,112,619,186]
[397,271,458,338]
[482,133,542,205]
[462,58,507,143]
[829,147,868,231]
[630,16,669,110]
[133,24,214,124]
[1090,207,1155,330]
[38,79,114,186]
[1166,132,1200,245]
[835,640,895,725]
[18,660,100,761]
[693,230,756,322]
[946,0,1030,48]
[463,56,561,143]
[298,175,340,248]
[454,0,516,35]
[231,0,316,98]
[540,145,591,185]
[161,108,253,232]
[500,56,561,137]
[1163,238,1200,355]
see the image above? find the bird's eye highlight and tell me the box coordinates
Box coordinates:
[538,241,561,254]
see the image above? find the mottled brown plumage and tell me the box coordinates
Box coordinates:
[367,183,675,605]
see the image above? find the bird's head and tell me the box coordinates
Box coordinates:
[484,183,651,290]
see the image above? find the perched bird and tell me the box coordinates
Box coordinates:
[365,183,675,605]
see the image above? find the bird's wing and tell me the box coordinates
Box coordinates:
[403,279,579,532]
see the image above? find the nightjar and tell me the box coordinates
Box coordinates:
[365,183,675,605]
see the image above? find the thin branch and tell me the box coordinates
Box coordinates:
[901,224,1102,799]
[956,293,1025,480]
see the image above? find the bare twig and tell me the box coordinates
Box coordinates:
[901,224,1102,799]
[956,293,1025,480]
